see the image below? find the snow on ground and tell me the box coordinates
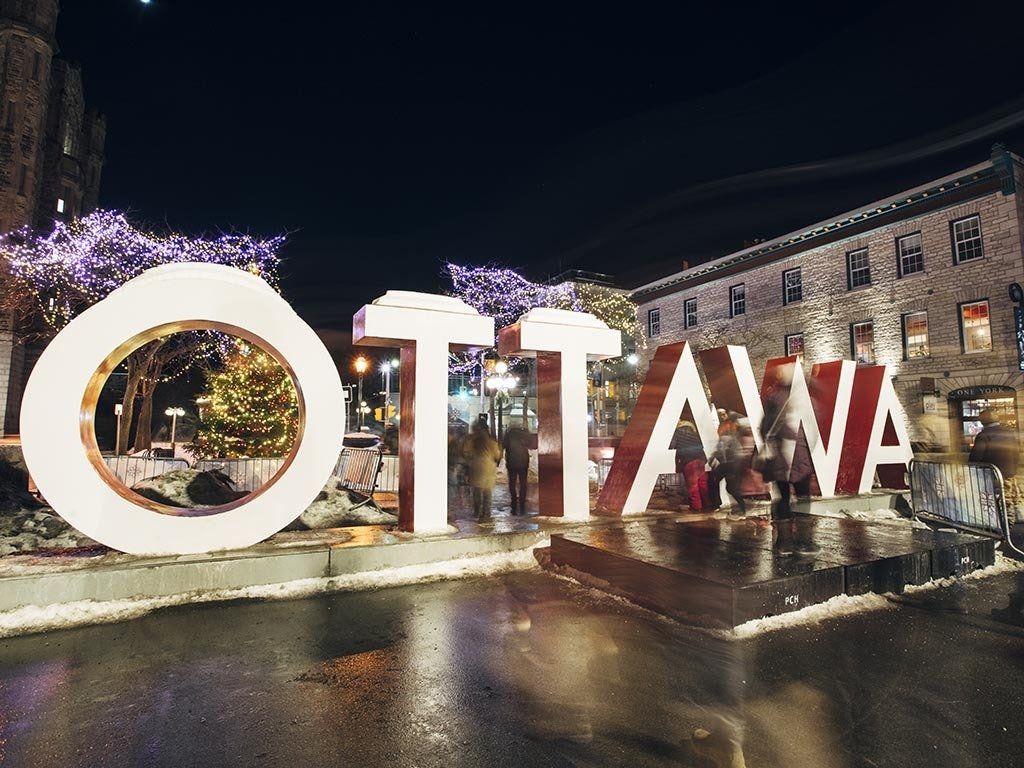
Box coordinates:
[298,479,397,528]
[0,509,98,556]
[807,505,928,528]
[731,553,1024,638]
[0,540,547,638]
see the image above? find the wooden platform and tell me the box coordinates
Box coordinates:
[549,516,995,628]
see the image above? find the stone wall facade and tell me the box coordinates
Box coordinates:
[633,148,1024,453]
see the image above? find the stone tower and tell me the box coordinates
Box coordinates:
[0,0,59,234]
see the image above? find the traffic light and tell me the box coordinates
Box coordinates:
[374,405,396,422]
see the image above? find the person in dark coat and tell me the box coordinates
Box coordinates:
[502,425,532,514]
[969,409,1019,480]
[670,419,710,511]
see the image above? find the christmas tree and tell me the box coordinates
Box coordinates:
[192,342,299,459]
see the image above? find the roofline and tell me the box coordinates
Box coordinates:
[631,153,1013,300]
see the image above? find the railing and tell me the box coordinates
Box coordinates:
[104,450,397,496]
[378,455,399,492]
[192,457,286,493]
[103,455,191,488]
[909,458,1024,558]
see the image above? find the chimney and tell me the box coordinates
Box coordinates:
[682,260,690,271]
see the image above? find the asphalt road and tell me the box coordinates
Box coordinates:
[1,567,1022,767]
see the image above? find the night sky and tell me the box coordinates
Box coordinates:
[56,1,1024,359]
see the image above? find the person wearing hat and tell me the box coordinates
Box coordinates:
[969,409,1019,481]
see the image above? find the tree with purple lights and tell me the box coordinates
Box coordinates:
[444,263,641,377]
[0,211,284,453]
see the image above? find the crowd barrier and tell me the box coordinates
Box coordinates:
[909,458,1024,558]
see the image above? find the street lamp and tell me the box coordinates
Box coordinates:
[164,406,185,455]
[354,356,369,428]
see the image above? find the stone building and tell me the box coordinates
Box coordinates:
[0,0,105,433]
[632,145,1024,454]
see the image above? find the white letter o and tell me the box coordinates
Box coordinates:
[20,263,345,555]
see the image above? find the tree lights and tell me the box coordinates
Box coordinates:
[0,211,284,453]
[192,342,300,459]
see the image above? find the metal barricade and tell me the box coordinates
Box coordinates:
[377,454,399,492]
[193,458,285,493]
[332,447,383,494]
[909,459,1024,558]
[331,447,384,509]
[103,455,191,488]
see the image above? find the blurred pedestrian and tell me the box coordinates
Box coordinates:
[503,424,531,514]
[969,408,1019,480]
[711,411,751,519]
[671,419,711,511]
[462,419,503,520]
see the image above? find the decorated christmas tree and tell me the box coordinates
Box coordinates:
[192,342,299,459]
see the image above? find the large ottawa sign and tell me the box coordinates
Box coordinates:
[19,264,912,556]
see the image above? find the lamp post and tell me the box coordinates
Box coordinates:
[354,356,369,429]
[164,406,185,456]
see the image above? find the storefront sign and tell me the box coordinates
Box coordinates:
[948,385,1016,400]
[20,263,914,555]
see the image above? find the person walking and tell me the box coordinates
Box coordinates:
[462,419,503,520]
[711,411,751,519]
[502,424,531,514]
[671,419,710,511]
[970,408,1019,479]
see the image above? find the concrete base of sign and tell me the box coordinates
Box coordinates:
[548,516,995,628]
[0,525,547,618]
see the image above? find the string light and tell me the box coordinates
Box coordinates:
[0,210,283,332]
[192,341,299,459]
[444,263,643,378]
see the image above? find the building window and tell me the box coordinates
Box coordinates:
[897,233,924,277]
[729,284,746,317]
[63,125,75,157]
[56,198,65,214]
[31,50,41,81]
[785,332,804,358]
[684,298,697,329]
[851,321,875,365]
[5,100,15,131]
[960,300,992,353]
[16,164,27,196]
[952,215,984,263]
[782,268,802,305]
[902,311,930,358]
[647,308,661,337]
[847,248,871,289]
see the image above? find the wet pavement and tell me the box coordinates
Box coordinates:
[1,564,1023,767]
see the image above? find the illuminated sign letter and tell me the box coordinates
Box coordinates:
[20,263,345,555]
[838,365,913,493]
[499,309,620,520]
[354,291,494,532]
[597,341,717,515]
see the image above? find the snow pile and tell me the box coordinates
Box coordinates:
[131,470,397,529]
[732,593,895,638]
[0,510,98,556]
[0,540,547,638]
[295,478,396,529]
[811,506,928,529]
[732,554,1024,638]
[133,469,246,508]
